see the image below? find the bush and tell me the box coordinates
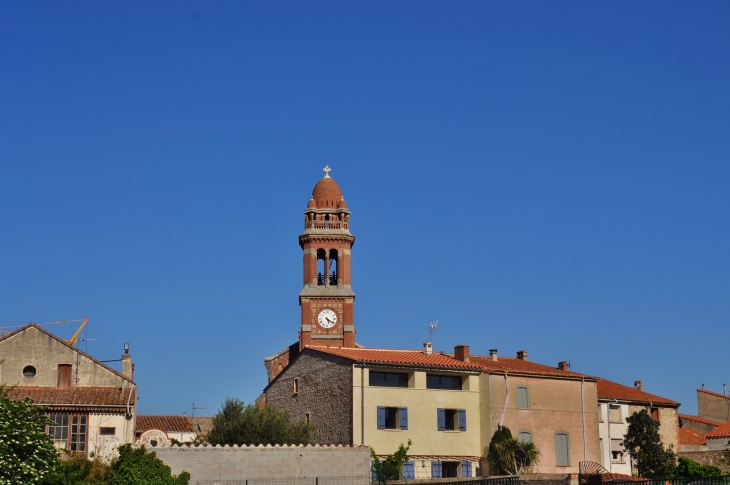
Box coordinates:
[488,426,514,475]
[370,440,411,484]
[674,456,723,477]
[112,444,190,485]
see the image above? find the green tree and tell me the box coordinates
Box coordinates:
[674,456,723,477]
[207,398,314,446]
[370,440,411,484]
[0,387,59,485]
[623,409,676,478]
[493,437,541,475]
[112,444,190,485]
[487,426,514,475]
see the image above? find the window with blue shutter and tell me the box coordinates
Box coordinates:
[437,408,445,431]
[556,432,570,466]
[377,406,385,430]
[399,407,408,430]
[431,461,442,478]
[518,386,529,409]
[458,409,467,431]
[403,461,415,479]
[461,461,472,478]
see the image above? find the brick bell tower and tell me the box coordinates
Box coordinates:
[298,166,356,350]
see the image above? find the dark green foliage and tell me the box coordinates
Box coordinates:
[0,386,59,485]
[488,426,514,475]
[493,437,540,475]
[41,456,114,485]
[623,409,676,478]
[371,440,411,484]
[207,398,314,446]
[674,456,723,477]
[111,444,190,485]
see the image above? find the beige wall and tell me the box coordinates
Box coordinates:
[484,373,600,474]
[88,414,132,461]
[352,366,482,469]
[698,391,730,423]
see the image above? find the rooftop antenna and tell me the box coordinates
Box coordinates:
[189,402,206,417]
[428,320,439,343]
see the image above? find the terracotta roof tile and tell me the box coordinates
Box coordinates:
[706,420,730,440]
[680,414,724,427]
[8,386,134,407]
[136,416,194,433]
[471,355,595,379]
[679,427,707,446]
[597,378,678,406]
[698,389,730,401]
[307,346,483,370]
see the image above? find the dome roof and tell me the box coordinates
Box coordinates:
[310,167,344,209]
[337,197,348,209]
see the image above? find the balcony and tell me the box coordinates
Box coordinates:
[305,220,348,230]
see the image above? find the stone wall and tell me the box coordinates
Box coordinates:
[152,444,371,483]
[678,450,730,473]
[520,473,577,485]
[265,350,353,445]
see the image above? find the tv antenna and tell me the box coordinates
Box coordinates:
[428,320,439,342]
[189,402,206,417]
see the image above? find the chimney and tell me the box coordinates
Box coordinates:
[634,380,643,391]
[516,350,528,361]
[423,341,433,356]
[122,343,133,380]
[489,349,498,362]
[724,384,727,396]
[454,345,470,362]
[558,361,569,371]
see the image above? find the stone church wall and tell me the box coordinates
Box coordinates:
[265,350,353,445]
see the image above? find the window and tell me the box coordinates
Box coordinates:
[403,461,415,479]
[377,406,407,430]
[518,386,529,409]
[608,405,622,423]
[293,378,299,394]
[57,364,72,389]
[611,439,625,463]
[598,404,604,422]
[369,372,408,388]
[305,412,311,424]
[99,427,115,436]
[461,461,472,478]
[556,433,570,466]
[48,413,87,453]
[426,374,462,390]
[23,365,36,378]
[442,462,459,478]
[437,408,466,431]
[518,431,532,443]
[650,407,659,421]
[431,461,442,478]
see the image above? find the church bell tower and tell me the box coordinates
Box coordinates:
[298,166,356,350]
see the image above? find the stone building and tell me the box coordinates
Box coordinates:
[596,378,679,474]
[0,323,136,460]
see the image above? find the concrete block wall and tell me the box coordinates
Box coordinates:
[152,444,371,483]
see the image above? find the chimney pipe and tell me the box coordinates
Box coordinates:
[724,384,727,396]
[634,380,643,391]
[122,344,133,380]
[558,361,569,371]
[423,342,433,356]
[516,350,528,361]
[454,344,470,362]
[489,349,498,362]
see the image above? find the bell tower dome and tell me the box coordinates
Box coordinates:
[299,166,356,350]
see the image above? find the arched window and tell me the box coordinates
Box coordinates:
[328,249,338,285]
[316,249,326,285]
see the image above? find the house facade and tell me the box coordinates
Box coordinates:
[135,415,197,447]
[0,323,136,460]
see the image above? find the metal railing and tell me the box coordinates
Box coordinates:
[611,479,730,485]
[194,478,368,485]
[305,221,348,230]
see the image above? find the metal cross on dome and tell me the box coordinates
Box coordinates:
[323,165,332,178]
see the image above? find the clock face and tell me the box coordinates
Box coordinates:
[317,309,338,329]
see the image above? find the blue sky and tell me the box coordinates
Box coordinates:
[1,2,728,416]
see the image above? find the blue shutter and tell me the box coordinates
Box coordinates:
[437,408,445,431]
[462,461,472,478]
[458,409,467,431]
[431,461,442,478]
[377,406,385,430]
[400,407,408,430]
[404,461,415,479]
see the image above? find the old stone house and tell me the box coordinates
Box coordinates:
[0,323,136,460]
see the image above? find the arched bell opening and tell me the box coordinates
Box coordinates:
[328,249,339,285]
[316,249,327,285]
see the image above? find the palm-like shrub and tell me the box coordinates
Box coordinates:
[493,437,540,475]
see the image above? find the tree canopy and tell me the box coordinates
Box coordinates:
[111,445,190,485]
[370,440,411,484]
[207,398,314,446]
[623,409,676,478]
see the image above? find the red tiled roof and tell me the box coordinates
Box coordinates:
[8,386,134,407]
[136,415,194,433]
[596,378,678,406]
[680,414,723,427]
[307,346,484,370]
[698,389,730,401]
[471,355,595,380]
[679,427,707,446]
[706,420,730,440]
